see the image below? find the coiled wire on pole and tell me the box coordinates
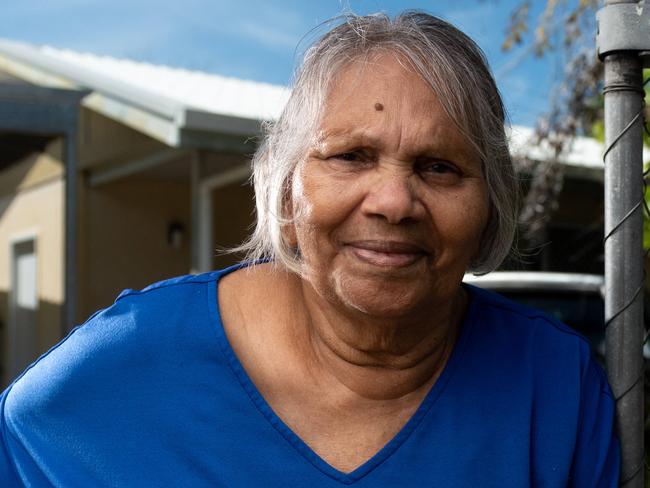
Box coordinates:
[602,72,648,486]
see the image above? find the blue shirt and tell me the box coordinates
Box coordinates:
[0,264,619,487]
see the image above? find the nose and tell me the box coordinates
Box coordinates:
[360,171,424,224]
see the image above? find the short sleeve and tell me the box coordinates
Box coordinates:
[569,358,620,487]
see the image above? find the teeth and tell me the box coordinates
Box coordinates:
[350,241,424,254]
[351,247,422,267]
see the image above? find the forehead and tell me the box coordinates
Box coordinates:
[314,53,476,160]
[324,53,437,114]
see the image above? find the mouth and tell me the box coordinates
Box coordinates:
[345,240,428,268]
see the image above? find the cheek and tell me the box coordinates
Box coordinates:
[436,188,489,251]
[291,170,350,232]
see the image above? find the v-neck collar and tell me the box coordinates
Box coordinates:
[207,263,478,485]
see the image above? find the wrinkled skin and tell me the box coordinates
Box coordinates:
[289,53,489,324]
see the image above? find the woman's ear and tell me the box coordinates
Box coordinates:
[280,178,298,249]
[282,222,298,249]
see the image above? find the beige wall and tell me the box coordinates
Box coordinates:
[0,111,256,385]
[0,177,64,386]
[82,176,191,319]
[79,109,166,170]
[0,139,63,199]
[211,179,255,270]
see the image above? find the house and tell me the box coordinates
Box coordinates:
[508,125,609,273]
[0,39,288,386]
[0,39,621,388]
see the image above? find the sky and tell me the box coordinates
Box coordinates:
[0,0,592,127]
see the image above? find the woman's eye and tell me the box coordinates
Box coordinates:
[419,160,459,175]
[333,152,361,162]
[417,159,463,184]
[429,163,455,173]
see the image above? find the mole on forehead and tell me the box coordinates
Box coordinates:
[374,102,384,111]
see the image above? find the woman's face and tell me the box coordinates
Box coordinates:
[288,54,490,317]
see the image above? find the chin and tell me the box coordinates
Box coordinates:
[329,271,430,317]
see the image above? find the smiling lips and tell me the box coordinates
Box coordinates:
[346,240,427,267]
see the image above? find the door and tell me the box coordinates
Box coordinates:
[9,238,38,380]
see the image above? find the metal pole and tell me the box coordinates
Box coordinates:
[603,49,645,487]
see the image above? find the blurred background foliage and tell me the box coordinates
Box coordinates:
[499,0,650,251]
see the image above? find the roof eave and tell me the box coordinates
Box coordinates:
[0,39,265,147]
[181,108,262,136]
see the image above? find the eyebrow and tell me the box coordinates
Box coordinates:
[313,130,383,152]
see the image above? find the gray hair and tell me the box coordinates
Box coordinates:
[238,10,518,275]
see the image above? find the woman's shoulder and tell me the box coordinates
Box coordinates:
[219,261,293,291]
[218,262,298,325]
[0,266,259,485]
[2,262,277,413]
[70,270,224,351]
[466,283,593,350]
[463,283,601,386]
[2,270,228,427]
[455,285,618,486]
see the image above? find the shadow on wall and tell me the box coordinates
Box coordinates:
[0,191,13,223]
[83,175,192,319]
[0,291,64,390]
[0,135,62,223]
[0,156,31,227]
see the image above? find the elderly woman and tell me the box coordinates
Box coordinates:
[0,11,618,487]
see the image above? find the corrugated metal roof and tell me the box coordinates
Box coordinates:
[0,38,291,145]
[39,45,290,122]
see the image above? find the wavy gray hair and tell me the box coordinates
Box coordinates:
[238,10,518,274]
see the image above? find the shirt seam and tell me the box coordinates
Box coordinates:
[115,273,219,302]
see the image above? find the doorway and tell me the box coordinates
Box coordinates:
[9,237,38,380]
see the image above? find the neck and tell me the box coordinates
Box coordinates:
[295,278,466,401]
